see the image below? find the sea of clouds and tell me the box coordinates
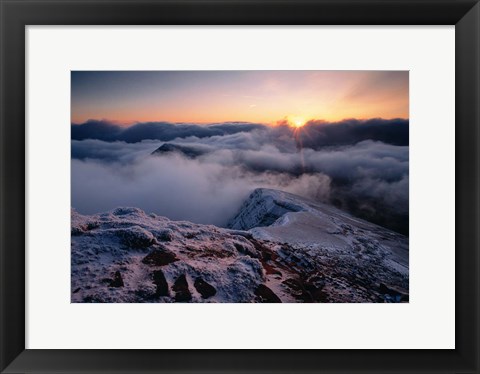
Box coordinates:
[71,119,409,234]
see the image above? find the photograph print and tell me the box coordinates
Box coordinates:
[71,70,409,303]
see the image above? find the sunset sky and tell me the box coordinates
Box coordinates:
[71,71,409,125]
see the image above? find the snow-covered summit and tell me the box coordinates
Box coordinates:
[228,187,408,277]
[71,189,408,303]
[231,188,406,242]
[227,188,307,230]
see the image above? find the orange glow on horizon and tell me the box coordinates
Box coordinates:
[72,115,409,128]
[72,71,409,125]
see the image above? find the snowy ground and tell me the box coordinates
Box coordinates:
[72,189,408,303]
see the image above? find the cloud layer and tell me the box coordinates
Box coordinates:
[71,119,409,234]
[72,120,265,143]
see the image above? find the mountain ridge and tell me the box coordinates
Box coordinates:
[72,188,408,303]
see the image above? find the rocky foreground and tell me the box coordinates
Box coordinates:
[72,189,408,303]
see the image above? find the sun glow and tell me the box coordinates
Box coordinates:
[288,116,307,128]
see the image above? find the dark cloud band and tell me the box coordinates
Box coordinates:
[72,118,408,147]
[72,120,266,143]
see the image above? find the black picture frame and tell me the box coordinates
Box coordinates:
[1,0,478,373]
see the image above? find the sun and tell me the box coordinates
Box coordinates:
[294,119,304,128]
[289,116,306,128]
